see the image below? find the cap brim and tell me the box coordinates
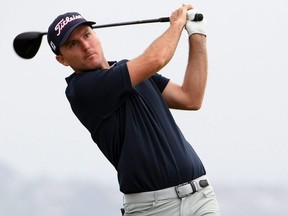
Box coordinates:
[59,21,96,46]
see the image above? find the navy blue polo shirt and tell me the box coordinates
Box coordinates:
[65,60,206,194]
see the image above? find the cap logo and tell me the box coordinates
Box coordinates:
[50,41,56,51]
[54,14,84,36]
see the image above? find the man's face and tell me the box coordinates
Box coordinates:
[56,25,108,72]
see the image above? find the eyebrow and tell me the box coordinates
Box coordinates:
[64,28,90,47]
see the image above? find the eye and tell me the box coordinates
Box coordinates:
[84,32,91,38]
[69,41,78,48]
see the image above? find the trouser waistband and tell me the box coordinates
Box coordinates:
[123,175,209,204]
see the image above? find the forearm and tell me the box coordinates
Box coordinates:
[162,34,207,110]
[182,34,207,109]
[127,23,183,87]
[127,5,192,87]
[162,7,208,110]
[145,24,183,68]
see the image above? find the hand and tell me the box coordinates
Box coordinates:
[185,9,206,36]
[170,5,193,28]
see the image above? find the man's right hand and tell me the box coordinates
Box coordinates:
[170,4,193,30]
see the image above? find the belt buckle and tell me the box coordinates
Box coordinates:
[175,181,196,199]
[175,182,188,199]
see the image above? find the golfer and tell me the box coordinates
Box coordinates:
[47,4,220,216]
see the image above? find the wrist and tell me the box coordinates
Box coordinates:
[188,34,207,51]
[188,33,207,38]
[170,21,185,31]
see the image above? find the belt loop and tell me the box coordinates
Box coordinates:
[154,191,158,204]
[190,181,197,193]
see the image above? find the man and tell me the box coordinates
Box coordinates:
[47,4,220,216]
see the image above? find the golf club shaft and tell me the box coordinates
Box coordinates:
[92,17,170,29]
[89,13,204,29]
[38,17,170,37]
[90,13,203,29]
[37,14,205,33]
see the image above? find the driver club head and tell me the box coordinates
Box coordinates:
[13,32,45,59]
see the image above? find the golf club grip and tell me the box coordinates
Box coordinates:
[158,17,170,22]
[193,13,204,21]
[159,14,203,22]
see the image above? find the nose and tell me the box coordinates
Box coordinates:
[80,39,90,51]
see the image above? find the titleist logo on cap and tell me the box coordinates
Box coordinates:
[55,14,84,36]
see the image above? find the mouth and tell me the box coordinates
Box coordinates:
[85,52,96,59]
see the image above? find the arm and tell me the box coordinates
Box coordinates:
[162,34,207,110]
[127,5,192,87]
[162,10,207,110]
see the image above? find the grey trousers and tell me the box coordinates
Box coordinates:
[122,177,220,216]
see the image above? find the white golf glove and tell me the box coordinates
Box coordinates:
[185,9,206,37]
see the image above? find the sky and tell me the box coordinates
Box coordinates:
[1,0,288,194]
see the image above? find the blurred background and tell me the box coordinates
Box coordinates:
[1,0,288,215]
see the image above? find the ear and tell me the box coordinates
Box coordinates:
[56,55,69,66]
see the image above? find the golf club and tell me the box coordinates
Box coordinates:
[13,14,203,59]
